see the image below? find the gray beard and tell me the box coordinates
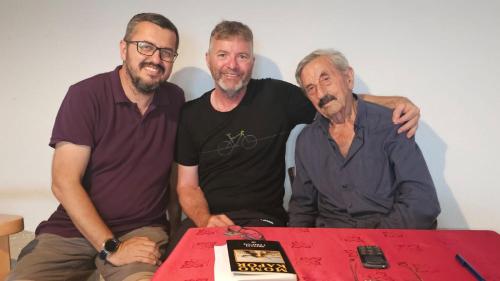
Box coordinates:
[216,79,245,98]
[132,76,160,94]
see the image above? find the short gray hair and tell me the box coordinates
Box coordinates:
[295,49,350,87]
[209,20,253,52]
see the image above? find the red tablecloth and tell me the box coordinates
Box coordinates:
[153,227,500,281]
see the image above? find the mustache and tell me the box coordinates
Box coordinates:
[221,71,241,76]
[318,94,337,108]
[140,62,165,73]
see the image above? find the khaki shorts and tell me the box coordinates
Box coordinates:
[7,226,168,281]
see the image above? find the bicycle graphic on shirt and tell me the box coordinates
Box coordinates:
[217,130,258,156]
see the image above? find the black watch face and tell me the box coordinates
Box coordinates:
[104,238,120,253]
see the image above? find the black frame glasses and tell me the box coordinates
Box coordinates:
[225,225,266,240]
[125,40,178,63]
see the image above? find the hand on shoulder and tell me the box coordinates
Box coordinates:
[392,97,420,138]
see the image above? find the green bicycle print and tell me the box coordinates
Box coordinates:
[217,130,258,156]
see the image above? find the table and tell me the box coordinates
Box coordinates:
[153,227,500,281]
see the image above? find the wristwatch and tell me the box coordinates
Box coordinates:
[99,238,121,260]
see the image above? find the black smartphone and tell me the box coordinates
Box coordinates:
[357,245,389,269]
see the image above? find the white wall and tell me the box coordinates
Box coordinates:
[1,0,499,232]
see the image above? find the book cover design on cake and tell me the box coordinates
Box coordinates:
[227,240,296,275]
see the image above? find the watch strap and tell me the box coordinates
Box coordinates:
[99,249,110,260]
[99,237,121,261]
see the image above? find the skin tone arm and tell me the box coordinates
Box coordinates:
[177,164,234,227]
[167,163,181,236]
[51,141,160,266]
[359,94,421,138]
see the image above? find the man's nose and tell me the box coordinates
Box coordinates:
[317,85,328,98]
[149,49,162,63]
[226,55,238,69]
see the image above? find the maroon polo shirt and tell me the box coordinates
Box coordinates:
[36,66,184,237]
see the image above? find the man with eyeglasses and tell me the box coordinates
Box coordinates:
[170,21,421,251]
[7,13,184,281]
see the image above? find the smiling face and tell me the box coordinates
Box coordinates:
[300,56,354,120]
[120,21,177,94]
[206,36,255,98]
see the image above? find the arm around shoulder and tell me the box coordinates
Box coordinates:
[360,94,420,138]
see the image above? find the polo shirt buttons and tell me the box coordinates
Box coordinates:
[342,184,351,210]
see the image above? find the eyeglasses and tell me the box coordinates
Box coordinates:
[125,40,178,63]
[225,225,265,240]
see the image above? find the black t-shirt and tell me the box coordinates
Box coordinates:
[175,78,315,221]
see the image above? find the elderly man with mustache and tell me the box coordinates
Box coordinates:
[289,49,440,229]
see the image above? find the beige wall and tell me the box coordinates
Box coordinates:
[1,0,499,232]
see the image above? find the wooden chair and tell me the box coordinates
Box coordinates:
[0,214,24,280]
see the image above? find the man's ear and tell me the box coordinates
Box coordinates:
[346,67,355,89]
[119,40,127,61]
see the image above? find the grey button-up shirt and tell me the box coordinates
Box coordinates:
[288,96,440,229]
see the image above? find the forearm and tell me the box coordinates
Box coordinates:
[378,181,440,229]
[378,178,440,229]
[52,182,113,250]
[178,185,211,227]
[380,138,441,229]
[378,201,439,229]
[288,153,319,227]
[359,94,407,109]
[288,198,317,227]
[51,142,113,251]
[288,177,318,226]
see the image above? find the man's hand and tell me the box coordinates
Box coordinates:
[106,236,161,266]
[392,97,420,138]
[205,214,234,227]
